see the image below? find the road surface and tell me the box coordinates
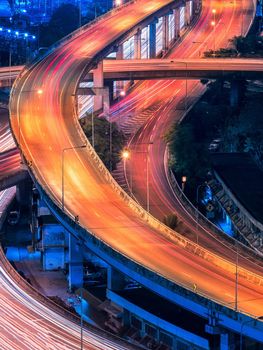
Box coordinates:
[10,0,263,320]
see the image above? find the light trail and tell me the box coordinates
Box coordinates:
[9,2,263,342]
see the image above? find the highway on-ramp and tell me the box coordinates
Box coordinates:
[10,0,263,322]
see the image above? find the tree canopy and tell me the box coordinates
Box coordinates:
[80,115,126,171]
[39,4,79,47]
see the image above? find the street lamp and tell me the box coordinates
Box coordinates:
[212,8,216,21]
[122,142,153,212]
[195,182,205,244]
[115,0,122,7]
[122,148,133,197]
[240,315,263,350]
[61,144,87,212]
[211,20,216,55]
[181,176,187,192]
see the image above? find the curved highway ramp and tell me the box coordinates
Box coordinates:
[9,0,263,342]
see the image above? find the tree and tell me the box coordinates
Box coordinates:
[80,115,126,171]
[167,123,210,188]
[163,213,179,230]
[39,4,79,47]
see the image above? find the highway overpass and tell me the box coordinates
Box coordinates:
[87,58,263,81]
[8,0,263,347]
[3,58,263,89]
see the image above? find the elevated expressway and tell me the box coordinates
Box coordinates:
[0,66,24,88]
[9,0,263,345]
[88,58,263,80]
[3,58,263,85]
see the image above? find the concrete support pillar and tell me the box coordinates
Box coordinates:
[193,0,201,14]
[162,15,169,52]
[93,61,104,112]
[103,87,110,117]
[185,1,191,25]
[220,333,229,350]
[149,21,157,58]
[116,44,124,94]
[68,233,83,291]
[105,80,114,103]
[16,178,31,206]
[134,29,142,59]
[107,266,126,291]
[230,80,239,109]
[174,8,180,38]
[116,44,123,60]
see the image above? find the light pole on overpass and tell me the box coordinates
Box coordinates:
[122,142,153,212]
[62,144,87,212]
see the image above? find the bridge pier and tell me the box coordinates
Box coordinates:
[174,8,181,38]
[107,266,126,291]
[116,44,125,96]
[149,21,157,58]
[93,61,104,112]
[134,29,142,59]
[16,177,32,206]
[68,232,83,291]
[162,14,170,52]
[185,1,192,25]
[230,80,241,109]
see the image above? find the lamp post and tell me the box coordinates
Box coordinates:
[122,142,153,212]
[211,20,216,55]
[122,148,132,196]
[241,0,244,36]
[240,316,263,350]
[80,287,83,350]
[181,175,187,192]
[115,0,122,7]
[62,144,87,212]
[79,0,82,28]
[196,183,205,245]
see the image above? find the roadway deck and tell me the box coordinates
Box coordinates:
[212,153,263,225]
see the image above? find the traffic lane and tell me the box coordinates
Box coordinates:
[10,0,262,319]
[116,0,259,266]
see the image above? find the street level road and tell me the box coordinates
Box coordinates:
[0,265,134,350]
[10,0,263,319]
[112,0,263,274]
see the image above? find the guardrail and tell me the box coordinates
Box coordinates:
[166,161,263,262]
